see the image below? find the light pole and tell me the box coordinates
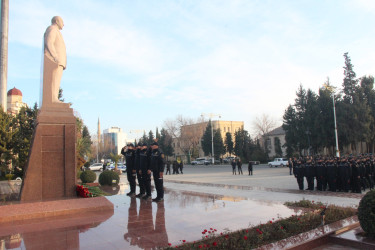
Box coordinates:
[323,84,340,157]
[201,113,221,164]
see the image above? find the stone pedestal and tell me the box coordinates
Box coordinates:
[20,104,76,202]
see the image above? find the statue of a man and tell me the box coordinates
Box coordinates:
[42,16,66,105]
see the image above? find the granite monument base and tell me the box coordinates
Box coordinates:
[20,104,76,202]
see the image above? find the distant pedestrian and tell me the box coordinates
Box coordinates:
[165,161,171,175]
[179,161,183,174]
[248,161,253,175]
[231,160,236,175]
[237,159,243,175]
[288,158,293,175]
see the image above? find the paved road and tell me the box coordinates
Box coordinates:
[164,164,296,189]
[104,164,364,207]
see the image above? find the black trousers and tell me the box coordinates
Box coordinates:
[296,176,304,190]
[127,169,136,193]
[136,170,145,194]
[142,171,152,196]
[248,167,253,175]
[153,171,164,199]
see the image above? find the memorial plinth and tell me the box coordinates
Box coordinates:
[20,103,76,202]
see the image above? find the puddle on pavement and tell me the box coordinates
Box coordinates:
[0,188,303,249]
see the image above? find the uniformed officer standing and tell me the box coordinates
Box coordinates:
[135,142,145,198]
[248,161,253,176]
[326,158,337,192]
[294,159,305,190]
[139,143,152,200]
[305,158,315,191]
[121,143,136,196]
[150,141,165,202]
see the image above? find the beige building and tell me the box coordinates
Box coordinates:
[7,87,27,115]
[262,126,287,158]
[173,120,244,162]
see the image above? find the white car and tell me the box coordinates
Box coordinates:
[107,163,127,172]
[87,163,104,171]
[268,158,289,168]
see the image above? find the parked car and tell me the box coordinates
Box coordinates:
[191,158,207,165]
[87,163,104,171]
[268,158,288,168]
[223,157,235,163]
[107,163,127,172]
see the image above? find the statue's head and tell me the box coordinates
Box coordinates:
[51,16,64,30]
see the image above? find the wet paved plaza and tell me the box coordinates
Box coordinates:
[0,165,365,249]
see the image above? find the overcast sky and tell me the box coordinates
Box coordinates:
[7,0,375,141]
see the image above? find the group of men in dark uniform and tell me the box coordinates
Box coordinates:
[165,160,183,175]
[121,141,165,202]
[291,155,375,193]
[231,158,253,175]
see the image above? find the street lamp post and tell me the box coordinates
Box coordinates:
[201,113,221,164]
[323,84,340,157]
[332,93,340,157]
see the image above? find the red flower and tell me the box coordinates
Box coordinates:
[297,218,300,220]
[210,228,213,230]
[205,236,208,238]
[225,235,229,239]
[168,243,172,246]
[244,236,248,240]
[199,246,202,249]
[246,230,248,233]
[312,200,315,203]
[212,242,217,246]
[220,232,223,235]
[259,231,263,235]
[182,240,186,243]
[280,226,284,229]
[269,220,273,224]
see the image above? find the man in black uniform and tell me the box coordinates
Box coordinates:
[150,141,165,202]
[305,157,315,191]
[326,158,337,192]
[294,159,305,190]
[139,143,152,200]
[248,161,253,175]
[135,142,145,198]
[121,143,136,196]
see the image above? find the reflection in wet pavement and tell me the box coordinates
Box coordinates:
[0,188,301,250]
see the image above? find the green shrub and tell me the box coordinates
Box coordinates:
[77,170,83,180]
[80,170,96,183]
[358,190,375,237]
[99,170,119,186]
[5,174,14,180]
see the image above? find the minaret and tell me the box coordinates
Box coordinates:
[0,0,9,111]
[97,117,101,144]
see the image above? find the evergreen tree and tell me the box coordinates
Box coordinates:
[274,137,282,157]
[282,105,297,157]
[142,131,148,145]
[234,128,244,159]
[213,129,225,159]
[11,105,38,177]
[342,52,358,103]
[0,107,15,174]
[224,132,234,156]
[159,128,174,159]
[201,121,213,156]
[155,127,160,141]
[148,130,154,145]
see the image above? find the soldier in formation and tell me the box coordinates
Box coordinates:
[121,141,165,202]
[292,154,375,193]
